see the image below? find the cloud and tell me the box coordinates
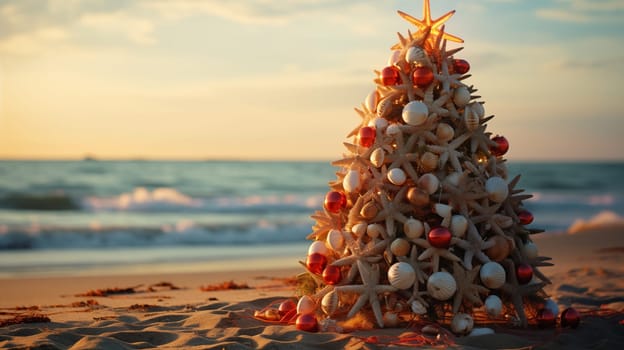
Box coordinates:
[0,26,67,55]
[79,11,155,45]
[543,55,624,71]
[536,0,624,23]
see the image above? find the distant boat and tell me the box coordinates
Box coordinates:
[82,155,98,161]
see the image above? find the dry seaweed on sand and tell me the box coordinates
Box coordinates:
[200,280,251,292]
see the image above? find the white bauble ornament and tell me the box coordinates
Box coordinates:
[485,177,508,203]
[365,90,379,113]
[343,170,361,193]
[367,223,385,239]
[388,49,402,66]
[544,299,559,318]
[388,168,407,185]
[326,229,344,251]
[308,241,329,256]
[484,295,503,317]
[411,300,427,315]
[388,262,416,290]
[451,313,474,335]
[436,123,455,143]
[404,218,424,239]
[450,215,468,238]
[352,222,367,237]
[523,241,538,260]
[370,147,385,168]
[453,86,471,107]
[417,173,439,194]
[480,262,506,289]
[402,101,429,126]
[420,152,439,172]
[321,290,339,316]
[297,295,316,315]
[371,117,388,131]
[405,46,426,65]
[468,328,495,337]
[427,271,457,300]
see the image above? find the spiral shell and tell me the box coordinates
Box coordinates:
[464,107,479,131]
[405,46,426,65]
[365,90,379,113]
[351,222,367,238]
[366,223,385,239]
[480,262,506,289]
[453,86,471,107]
[484,295,503,317]
[485,177,508,202]
[390,238,411,257]
[436,123,455,143]
[321,290,339,316]
[411,300,427,315]
[308,241,329,257]
[450,215,468,238]
[522,241,538,260]
[343,169,361,193]
[370,147,385,168]
[388,262,416,290]
[377,96,394,118]
[404,218,424,239]
[326,229,344,251]
[451,313,474,335]
[417,173,439,194]
[427,271,457,300]
[297,295,316,315]
[420,152,439,172]
[402,101,429,126]
[387,168,407,185]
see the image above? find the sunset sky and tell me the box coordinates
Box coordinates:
[1,0,623,161]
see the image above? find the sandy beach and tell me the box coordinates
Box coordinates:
[1,224,623,349]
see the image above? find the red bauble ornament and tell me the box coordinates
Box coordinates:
[537,308,556,328]
[278,299,296,317]
[324,191,346,213]
[490,136,509,157]
[306,253,327,275]
[453,59,470,74]
[427,227,452,249]
[518,210,534,225]
[381,66,401,86]
[359,126,376,147]
[412,66,434,88]
[561,307,581,328]
[516,263,533,285]
[322,265,342,285]
[296,313,319,332]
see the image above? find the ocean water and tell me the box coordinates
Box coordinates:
[0,160,622,277]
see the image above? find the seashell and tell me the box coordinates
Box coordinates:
[445,172,461,187]
[427,271,457,300]
[420,152,439,172]
[453,86,471,107]
[544,299,559,318]
[411,300,427,315]
[383,311,400,327]
[365,90,379,113]
[485,177,508,202]
[386,123,402,136]
[522,241,538,260]
[387,168,407,185]
[407,187,430,206]
[434,203,452,219]
[390,238,411,257]
[402,101,429,126]
[264,308,281,321]
[485,235,513,262]
[352,222,368,238]
[405,46,426,65]
[326,229,344,251]
[417,173,439,194]
[480,262,506,289]
[436,123,455,143]
[371,117,388,131]
[321,290,339,316]
[469,102,485,118]
[468,327,495,337]
[388,262,416,290]
[308,240,330,256]
[404,218,424,239]
[484,295,503,317]
[370,147,385,168]
[342,169,361,193]
[297,295,316,315]
[450,215,468,238]
[451,313,474,335]
[367,223,385,239]
[464,107,479,131]
[388,49,402,66]
[360,201,379,219]
[377,96,394,118]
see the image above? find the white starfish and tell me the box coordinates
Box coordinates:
[427,133,470,172]
[412,236,462,272]
[452,221,494,270]
[331,230,386,284]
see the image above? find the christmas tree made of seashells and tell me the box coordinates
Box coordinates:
[296,0,555,334]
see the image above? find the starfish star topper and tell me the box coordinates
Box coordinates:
[397,0,463,47]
